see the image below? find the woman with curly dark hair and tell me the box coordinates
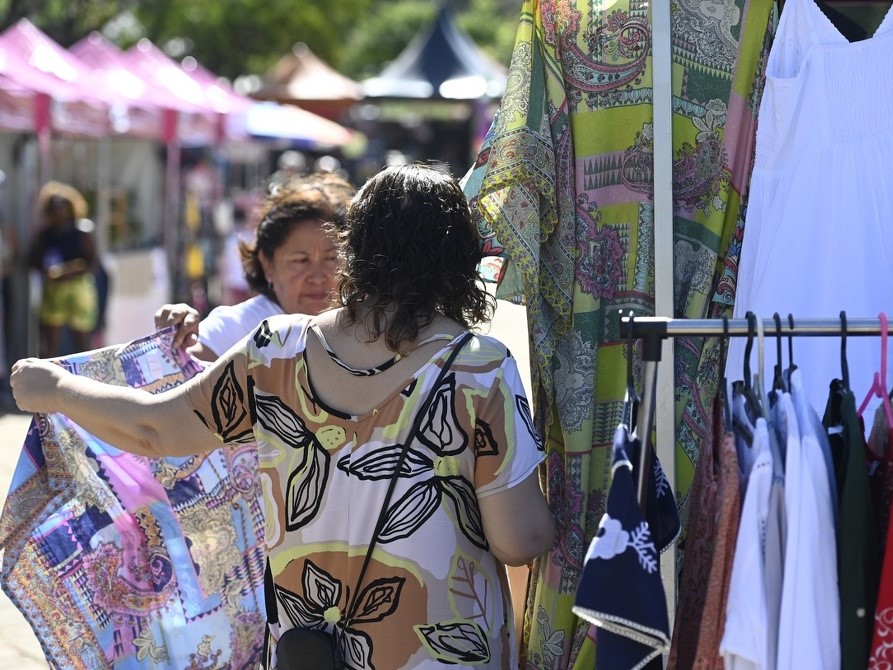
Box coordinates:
[155,171,354,360]
[13,164,555,669]
[336,164,492,352]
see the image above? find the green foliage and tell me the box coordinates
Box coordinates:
[340,0,519,79]
[0,0,136,45]
[132,0,374,80]
[340,0,437,80]
[455,0,519,69]
[0,0,521,81]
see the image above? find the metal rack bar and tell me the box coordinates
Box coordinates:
[620,316,886,339]
[621,314,885,509]
[650,0,676,610]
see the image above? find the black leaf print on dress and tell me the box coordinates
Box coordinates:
[276,584,327,631]
[416,620,490,664]
[275,560,380,670]
[255,393,315,450]
[340,629,374,670]
[208,360,253,443]
[515,395,544,451]
[440,476,488,549]
[474,419,499,458]
[303,559,342,610]
[247,374,257,424]
[378,479,441,543]
[252,319,273,349]
[400,378,418,398]
[285,444,330,531]
[276,560,343,631]
[418,372,467,456]
[349,576,405,624]
[337,445,432,480]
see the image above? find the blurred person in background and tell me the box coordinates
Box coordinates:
[268,150,307,192]
[216,199,254,306]
[28,182,99,358]
[313,154,350,181]
[155,171,355,361]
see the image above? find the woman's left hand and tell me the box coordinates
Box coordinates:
[10,357,68,414]
[154,303,201,350]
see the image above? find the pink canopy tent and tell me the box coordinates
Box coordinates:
[181,58,357,149]
[0,19,155,138]
[123,39,230,147]
[0,30,109,137]
[71,33,201,142]
[0,73,37,132]
[180,57,253,115]
[243,101,354,149]
[179,56,253,141]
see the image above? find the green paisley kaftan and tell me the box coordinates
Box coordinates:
[463,1,776,666]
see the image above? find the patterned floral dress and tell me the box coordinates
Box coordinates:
[184,314,547,669]
[462,1,776,666]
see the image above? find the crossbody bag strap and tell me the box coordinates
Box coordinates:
[346,331,473,619]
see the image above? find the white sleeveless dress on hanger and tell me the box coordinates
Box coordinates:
[727,0,893,413]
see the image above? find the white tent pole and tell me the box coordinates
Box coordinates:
[96,137,111,255]
[164,137,182,301]
[651,0,677,624]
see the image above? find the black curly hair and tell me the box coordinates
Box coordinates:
[336,164,494,351]
[239,171,355,298]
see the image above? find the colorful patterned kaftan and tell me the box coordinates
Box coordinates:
[0,329,266,669]
[463,1,776,666]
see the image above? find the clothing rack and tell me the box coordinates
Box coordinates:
[642,0,889,627]
[619,315,889,509]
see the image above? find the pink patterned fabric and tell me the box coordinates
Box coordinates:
[870,422,893,668]
[669,398,741,669]
[0,329,266,669]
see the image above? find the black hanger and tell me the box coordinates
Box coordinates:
[772,312,786,392]
[742,311,765,418]
[743,312,756,388]
[721,314,733,431]
[815,0,873,42]
[840,310,850,390]
[787,313,798,377]
[622,310,640,429]
[743,311,755,391]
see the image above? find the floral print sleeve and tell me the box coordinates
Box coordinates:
[473,347,546,498]
[184,346,255,445]
[184,315,309,445]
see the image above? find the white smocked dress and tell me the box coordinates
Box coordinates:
[727,0,893,412]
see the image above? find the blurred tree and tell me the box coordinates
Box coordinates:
[0,0,137,45]
[132,0,374,80]
[455,0,519,70]
[340,0,436,80]
[0,0,520,82]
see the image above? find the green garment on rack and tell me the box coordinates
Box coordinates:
[824,383,880,670]
[463,0,777,667]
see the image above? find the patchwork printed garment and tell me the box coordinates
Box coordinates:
[0,329,266,669]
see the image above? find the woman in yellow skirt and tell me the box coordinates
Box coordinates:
[29,182,98,358]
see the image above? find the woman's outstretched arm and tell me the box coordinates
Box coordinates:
[10,357,223,458]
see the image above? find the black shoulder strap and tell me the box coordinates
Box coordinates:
[346,331,473,620]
